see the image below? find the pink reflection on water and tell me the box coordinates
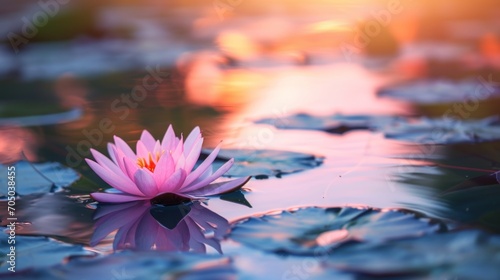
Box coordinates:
[0,126,38,163]
[91,201,229,254]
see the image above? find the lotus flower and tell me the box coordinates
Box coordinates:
[86,126,250,203]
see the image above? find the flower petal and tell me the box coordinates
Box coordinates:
[113,135,136,158]
[153,140,162,155]
[91,202,149,245]
[135,213,159,250]
[181,158,235,192]
[153,152,175,187]
[134,169,158,197]
[90,192,149,203]
[140,130,156,151]
[175,153,186,171]
[184,126,201,156]
[115,217,141,249]
[93,201,146,219]
[123,156,139,179]
[107,143,118,165]
[136,140,149,159]
[182,142,221,187]
[161,124,176,152]
[185,176,250,197]
[90,148,124,177]
[184,137,203,174]
[172,135,184,160]
[110,145,131,178]
[86,159,144,196]
[158,169,186,194]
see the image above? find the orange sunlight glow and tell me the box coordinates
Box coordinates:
[216,31,261,60]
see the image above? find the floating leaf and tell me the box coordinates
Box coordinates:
[0,251,235,280]
[0,161,80,196]
[0,231,92,272]
[256,112,500,144]
[324,230,500,278]
[384,117,500,144]
[378,79,500,104]
[0,107,82,127]
[229,207,443,255]
[443,172,499,194]
[255,113,398,134]
[0,193,95,244]
[442,185,500,231]
[220,191,252,208]
[201,149,324,179]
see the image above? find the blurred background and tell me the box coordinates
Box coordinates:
[1,0,500,166]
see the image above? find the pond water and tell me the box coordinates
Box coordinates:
[2,1,500,279]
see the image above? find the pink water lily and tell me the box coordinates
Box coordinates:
[86,125,250,203]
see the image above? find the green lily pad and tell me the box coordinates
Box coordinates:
[255,113,398,134]
[257,113,500,144]
[229,207,443,255]
[378,79,500,104]
[383,117,500,144]
[201,149,324,179]
[0,231,92,272]
[0,193,95,245]
[0,251,235,279]
[324,230,500,278]
[0,107,82,127]
[0,162,80,196]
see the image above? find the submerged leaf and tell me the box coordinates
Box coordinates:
[0,161,80,196]
[324,230,500,278]
[229,207,443,255]
[201,149,324,179]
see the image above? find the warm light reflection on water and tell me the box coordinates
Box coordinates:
[1,2,500,278]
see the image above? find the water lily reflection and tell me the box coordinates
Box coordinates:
[91,201,229,253]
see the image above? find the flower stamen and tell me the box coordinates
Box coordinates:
[137,153,157,172]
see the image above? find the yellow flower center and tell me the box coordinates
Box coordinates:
[137,152,162,172]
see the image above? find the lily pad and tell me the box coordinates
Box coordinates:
[256,112,500,144]
[0,193,95,244]
[220,191,252,208]
[229,207,443,255]
[383,116,500,144]
[255,113,398,134]
[0,231,92,272]
[201,149,324,179]
[0,250,235,280]
[442,184,500,231]
[324,230,500,278]
[378,79,500,104]
[0,161,80,196]
[0,107,82,127]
